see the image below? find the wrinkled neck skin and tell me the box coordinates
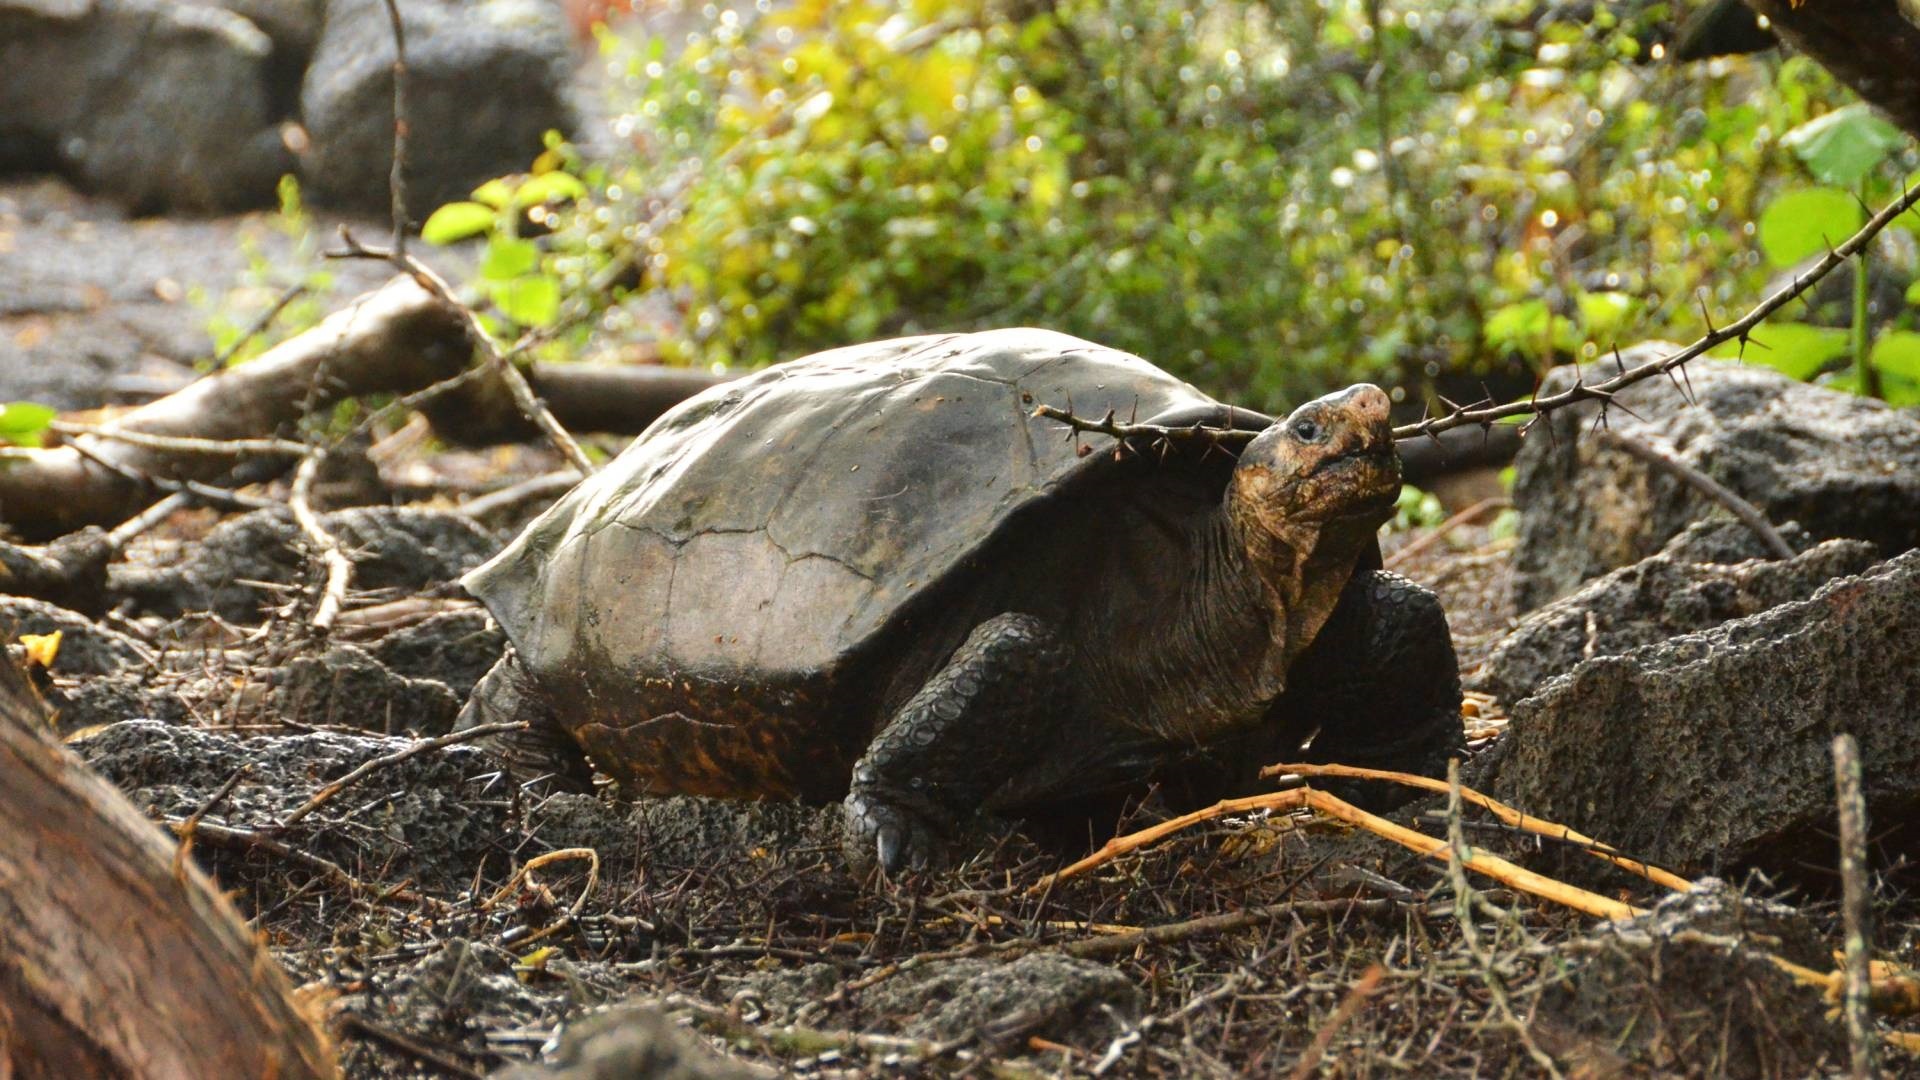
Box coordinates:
[1089,501,1371,746]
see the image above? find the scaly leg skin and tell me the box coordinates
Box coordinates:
[844,612,1070,877]
[457,650,597,791]
[1275,569,1464,809]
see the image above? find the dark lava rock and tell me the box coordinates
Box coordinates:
[273,642,460,734]
[1511,357,1920,610]
[72,718,510,891]
[113,506,499,621]
[1538,882,1845,1078]
[45,670,188,732]
[630,796,842,872]
[0,596,143,675]
[300,0,576,213]
[366,606,505,699]
[492,1003,770,1080]
[1485,548,1920,883]
[1474,529,1877,704]
[0,0,294,212]
[861,952,1139,1048]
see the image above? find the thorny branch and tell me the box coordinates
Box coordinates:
[1036,179,1920,450]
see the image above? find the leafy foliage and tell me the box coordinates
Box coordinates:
[429,1,1899,415]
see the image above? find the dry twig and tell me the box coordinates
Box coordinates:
[1384,496,1512,570]
[1834,733,1875,1078]
[288,450,354,631]
[1261,761,1694,891]
[1594,430,1794,559]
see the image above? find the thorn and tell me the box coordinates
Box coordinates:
[1437,393,1465,414]
[1611,345,1626,377]
[1740,331,1771,352]
[1679,363,1697,404]
[1696,291,1717,335]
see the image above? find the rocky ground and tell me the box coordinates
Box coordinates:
[6,398,1919,1075]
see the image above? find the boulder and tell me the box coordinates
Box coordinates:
[1485,548,1920,884]
[1474,524,1877,704]
[1510,357,1920,610]
[0,0,295,211]
[300,0,577,213]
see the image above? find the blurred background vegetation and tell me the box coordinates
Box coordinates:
[427,0,1919,415]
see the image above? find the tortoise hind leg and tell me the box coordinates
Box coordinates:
[844,612,1070,876]
[457,651,597,791]
[1277,569,1464,808]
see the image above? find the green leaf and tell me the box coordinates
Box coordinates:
[1483,299,1551,354]
[421,202,497,245]
[0,402,56,447]
[1872,330,1920,381]
[1711,321,1848,380]
[471,178,516,210]
[1780,104,1906,188]
[481,237,540,281]
[1757,187,1863,268]
[1906,279,1920,306]
[1575,290,1634,340]
[491,276,560,327]
[514,172,588,207]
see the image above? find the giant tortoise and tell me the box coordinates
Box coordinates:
[458,329,1463,872]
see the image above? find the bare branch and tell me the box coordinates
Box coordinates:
[379,0,410,259]
[1594,431,1795,560]
[288,451,354,632]
[330,230,595,475]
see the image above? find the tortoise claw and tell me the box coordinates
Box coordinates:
[844,788,939,878]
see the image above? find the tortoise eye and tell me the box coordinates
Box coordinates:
[1291,417,1323,442]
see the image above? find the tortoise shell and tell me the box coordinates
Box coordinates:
[464,328,1269,798]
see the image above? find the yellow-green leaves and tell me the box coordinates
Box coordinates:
[421,201,497,245]
[0,402,55,448]
[1757,187,1863,268]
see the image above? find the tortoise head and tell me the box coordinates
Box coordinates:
[1227,384,1400,548]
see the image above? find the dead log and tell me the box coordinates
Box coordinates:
[0,656,336,1079]
[0,276,473,540]
[0,277,735,541]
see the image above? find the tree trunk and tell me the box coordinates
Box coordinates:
[1744,0,1920,139]
[0,657,336,1079]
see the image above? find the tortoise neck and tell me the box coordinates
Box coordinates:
[1221,498,1374,671]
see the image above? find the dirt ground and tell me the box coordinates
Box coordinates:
[9,495,1903,1079]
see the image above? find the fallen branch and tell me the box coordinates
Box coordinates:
[0,276,471,539]
[1260,761,1695,892]
[1834,733,1875,1077]
[330,232,595,475]
[1029,785,1642,921]
[1384,496,1511,570]
[289,451,354,631]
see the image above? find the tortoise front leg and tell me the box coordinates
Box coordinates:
[844,612,1069,876]
[1275,569,1464,807]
